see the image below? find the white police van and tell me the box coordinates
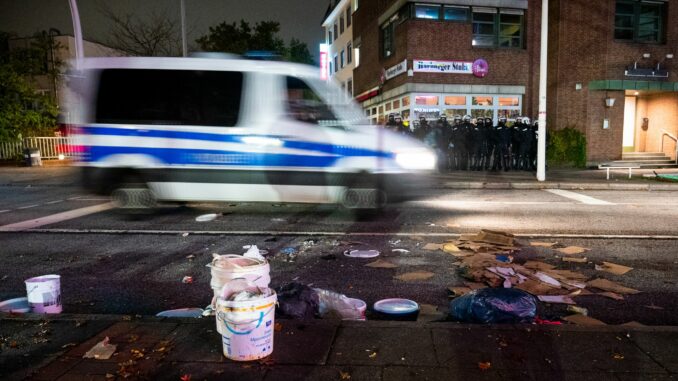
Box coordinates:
[70,56,436,209]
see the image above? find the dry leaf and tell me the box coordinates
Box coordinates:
[530,241,558,247]
[369,352,377,359]
[478,361,492,370]
[620,321,645,328]
[562,257,588,263]
[556,246,589,255]
[613,353,624,360]
[587,278,640,294]
[563,314,607,326]
[394,271,435,282]
[423,243,443,251]
[365,259,398,269]
[339,370,351,380]
[595,262,633,275]
[274,323,283,332]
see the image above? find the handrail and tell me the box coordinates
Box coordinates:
[661,129,678,165]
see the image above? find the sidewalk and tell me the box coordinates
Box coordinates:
[2,314,677,380]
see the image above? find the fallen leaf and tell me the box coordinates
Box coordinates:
[598,291,624,301]
[185,255,195,260]
[556,246,589,255]
[274,323,283,332]
[562,257,588,263]
[613,353,624,360]
[595,262,633,275]
[105,374,115,379]
[423,243,443,251]
[9,340,18,348]
[587,278,640,295]
[369,351,377,359]
[61,343,76,349]
[339,370,351,380]
[365,259,398,269]
[394,271,435,282]
[181,232,189,237]
[478,361,492,370]
[563,314,607,326]
[530,241,558,247]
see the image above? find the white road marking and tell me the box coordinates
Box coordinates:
[2,228,677,240]
[0,203,114,232]
[17,204,39,210]
[545,189,615,205]
[45,200,65,204]
[411,200,569,207]
[0,210,9,214]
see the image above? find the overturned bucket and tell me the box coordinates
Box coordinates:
[25,275,62,314]
[208,255,271,306]
[216,289,277,361]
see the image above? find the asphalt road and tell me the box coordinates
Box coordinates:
[1,166,678,326]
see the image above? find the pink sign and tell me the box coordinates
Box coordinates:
[472,58,489,78]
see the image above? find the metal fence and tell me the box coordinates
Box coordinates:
[0,137,77,161]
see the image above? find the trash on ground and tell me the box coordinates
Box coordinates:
[195,213,219,222]
[448,286,473,297]
[644,304,664,310]
[344,249,380,258]
[83,337,117,360]
[523,261,556,271]
[567,305,589,315]
[478,361,492,370]
[562,314,606,326]
[182,276,193,284]
[156,308,204,318]
[181,232,189,237]
[0,297,30,313]
[364,259,398,268]
[556,246,589,255]
[598,291,624,300]
[280,247,297,256]
[587,278,640,294]
[530,241,558,247]
[442,243,461,253]
[274,283,319,320]
[394,271,435,282]
[373,298,419,321]
[209,254,270,306]
[314,288,365,320]
[417,303,444,322]
[449,288,537,324]
[562,257,588,263]
[538,295,576,305]
[243,245,266,261]
[533,272,561,288]
[391,248,410,253]
[423,243,443,251]
[25,274,62,314]
[388,239,401,245]
[595,261,633,275]
[620,321,646,328]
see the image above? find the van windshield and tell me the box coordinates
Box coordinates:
[285,76,367,128]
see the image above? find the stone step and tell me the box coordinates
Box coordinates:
[611,160,675,165]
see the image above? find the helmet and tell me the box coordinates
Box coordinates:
[522,117,531,125]
[395,115,402,122]
[453,115,462,120]
[462,115,471,122]
[499,116,507,123]
[420,115,426,121]
[515,116,523,124]
[440,115,447,120]
[484,117,492,124]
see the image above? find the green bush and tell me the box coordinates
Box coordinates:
[546,127,587,168]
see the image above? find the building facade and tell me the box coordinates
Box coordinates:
[351,0,677,164]
[322,0,359,97]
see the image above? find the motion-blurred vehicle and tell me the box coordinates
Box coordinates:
[68,56,436,210]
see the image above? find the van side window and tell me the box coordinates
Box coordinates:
[285,76,337,125]
[96,69,243,127]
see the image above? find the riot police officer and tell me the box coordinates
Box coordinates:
[385,113,397,130]
[457,115,472,170]
[469,118,484,171]
[481,117,494,170]
[515,117,533,170]
[529,119,539,171]
[394,115,410,136]
[414,116,430,140]
[510,117,523,169]
[492,116,512,171]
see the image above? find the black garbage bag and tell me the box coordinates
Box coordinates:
[449,288,537,324]
[274,283,319,320]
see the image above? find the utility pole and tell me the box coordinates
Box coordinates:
[536,0,548,181]
[67,0,84,69]
[180,0,188,57]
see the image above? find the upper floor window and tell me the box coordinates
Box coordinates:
[347,42,353,63]
[614,0,665,43]
[472,8,524,48]
[340,50,345,68]
[333,23,338,41]
[327,30,332,44]
[444,6,469,22]
[346,7,352,27]
[414,4,440,19]
[340,14,345,34]
[382,22,395,58]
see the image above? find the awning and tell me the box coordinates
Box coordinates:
[355,86,380,102]
[589,80,678,92]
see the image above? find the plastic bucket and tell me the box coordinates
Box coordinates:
[216,290,277,361]
[25,275,62,314]
[346,298,367,320]
[208,255,270,304]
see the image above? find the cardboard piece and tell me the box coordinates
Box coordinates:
[83,337,117,360]
[475,230,515,246]
[464,282,487,290]
[563,257,588,263]
[530,241,558,247]
[595,262,633,275]
[442,243,461,253]
[448,286,473,297]
[515,279,562,296]
[556,246,589,255]
[538,295,576,304]
[394,271,435,282]
[587,278,640,295]
[365,259,398,269]
[563,314,607,326]
[598,291,624,301]
[523,261,556,271]
[423,243,443,251]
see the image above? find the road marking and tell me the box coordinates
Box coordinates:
[45,200,65,204]
[0,210,9,214]
[2,228,677,240]
[0,203,114,232]
[16,204,40,210]
[411,200,570,207]
[545,189,614,205]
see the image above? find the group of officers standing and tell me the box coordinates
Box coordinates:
[385,114,540,172]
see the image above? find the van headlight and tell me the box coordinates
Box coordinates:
[395,150,437,170]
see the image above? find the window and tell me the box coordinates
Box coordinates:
[96,69,243,127]
[471,109,493,119]
[340,14,345,34]
[329,61,333,75]
[444,96,466,106]
[347,78,353,96]
[499,11,523,47]
[382,22,395,57]
[385,102,392,112]
[285,77,336,125]
[444,6,468,21]
[354,46,360,67]
[346,7,352,27]
[402,96,410,107]
[472,96,493,106]
[614,0,665,43]
[340,50,345,68]
[414,4,440,19]
[333,23,338,41]
[347,42,352,64]
[328,30,332,44]
[415,95,439,105]
[473,8,523,48]
[499,97,520,107]
[393,99,400,109]
[334,55,338,73]
[472,9,497,47]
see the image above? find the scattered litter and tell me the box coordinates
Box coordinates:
[185,254,195,260]
[364,259,398,269]
[446,223,461,228]
[391,248,410,253]
[195,213,219,222]
[567,305,589,315]
[417,304,444,322]
[464,282,487,290]
[394,271,435,282]
[534,272,561,288]
[530,241,558,247]
[182,232,189,237]
[280,247,297,255]
[535,317,562,325]
[620,321,646,328]
[449,288,537,324]
[562,257,587,263]
[442,243,461,253]
[270,218,286,222]
[0,297,30,313]
[344,250,380,258]
[595,262,633,275]
[538,295,576,305]
[339,370,351,380]
[423,243,443,251]
[83,337,117,360]
[515,280,559,296]
[156,308,204,318]
[388,239,401,245]
[556,246,589,255]
[180,374,192,381]
[243,245,266,261]
[587,278,640,294]
[478,362,492,371]
[373,298,419,321]
[562,314,606,326]
[644,304,664,310]
[182,276,193,284]
[598,291,624,301]
[314,289,365,320]
[275,283,319,320]
[495,255,513,263]
[448,286,472,297]
[523,261,556,271]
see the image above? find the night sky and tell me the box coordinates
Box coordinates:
[0,0,328,58]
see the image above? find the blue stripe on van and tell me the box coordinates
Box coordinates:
[88,146,340,168]
[82,126,392,158]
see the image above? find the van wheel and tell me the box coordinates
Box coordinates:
[111,175,156,211]
[342,178,387,210]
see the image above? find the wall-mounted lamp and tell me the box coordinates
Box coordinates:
[605,98,616,108]
[657,53,674,70]
[634,53,651,69]
[634,91,639,96]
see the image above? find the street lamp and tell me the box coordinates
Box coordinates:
[536,0,548,181]
[180,0,187,57]
[67,0,84,69]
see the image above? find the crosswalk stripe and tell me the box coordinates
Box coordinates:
[545,189,614,205]
[0,203,114,232]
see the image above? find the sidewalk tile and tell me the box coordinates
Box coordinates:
[64,322,137,357]
[264,365,381,381]
[29,357,81,381]
[327,327,437,366]
[499,369,620,380]
[151,362,267,381]
[615,374,676,381]
[383,366,501,380]
[163,321,224,362]
[631,331,678,373]
[62,359,118,375]
[270,322,337,365]
[56,374,112,381]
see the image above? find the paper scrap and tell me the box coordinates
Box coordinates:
[83,337,117,360]
[587,278,640,295]
[423,243,444,251]
[365,259,398,269]
[464,282,487,290]
[530,241,558,248]
[534,272,562,288]
[515,279,561,296]
[556,246,589,255]
[595,262,633,275]
[563,314,607,326]
[394,271,435,282]
[538,295,576,304]
[442,243,461,253]
[598,291,624,301]
[391,249,410,253]
[562,257,588,263]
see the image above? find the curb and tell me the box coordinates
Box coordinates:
[441,182,678,191]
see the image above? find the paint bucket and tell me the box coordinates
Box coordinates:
[208,255,270,306]
[373,298,419,321]
[0,297,31,314]
[216,290,277,361]
[25,275,62,314]
[346,298,367,320]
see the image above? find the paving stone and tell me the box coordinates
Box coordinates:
[499,369,620,380]
[150,362,267,381]
[328,326,437,366]
[29,357,81,381]
[615,373,676,381]
[65,359,119,375]
[383,366,501,381]
[64,321,137,357]
[631,331,678,373]
[270,322,337,365]
[264,365,380,381]
[56,374,112,381]
[163,321,225,362]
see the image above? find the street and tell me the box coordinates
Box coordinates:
[1,167,678,325]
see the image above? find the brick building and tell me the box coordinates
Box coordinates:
[349,0,677,164]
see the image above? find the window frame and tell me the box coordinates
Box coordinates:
[472,8,524,49]
[382,21,395,58]
[340,14,345,34]
[347,42,353,64]
[346,7,352,27]
[340,49,345,68]
[614,0,665,43]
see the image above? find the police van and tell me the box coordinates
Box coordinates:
[70,56,436,209]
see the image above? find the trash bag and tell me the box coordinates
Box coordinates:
[314,288,363,320]
[449,288,537,324]
[274,283,319,320]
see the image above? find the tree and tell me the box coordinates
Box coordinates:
[196,20,314,64]
[100,5,181,56]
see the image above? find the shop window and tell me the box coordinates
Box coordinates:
[444,95,466,106]
[498,109,520,120]
[340,14,345,34]
[444,6,468,22]
[443,109,465,119]
[472,96,493,106]
[402,96,410,107]
[346,7,352,27]
[499,97,519,107]
[371,107,376,115]
[347,42,352,64]
[415,95,439,105]
[393,99,401,109]
[382,22,395,58]
[414,4,440,19]
[614,0,665,43]
[471,109,493,119]
[378,105,384,115]
[385,102,392,111]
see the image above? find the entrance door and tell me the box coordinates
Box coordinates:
[622,96,636,152]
